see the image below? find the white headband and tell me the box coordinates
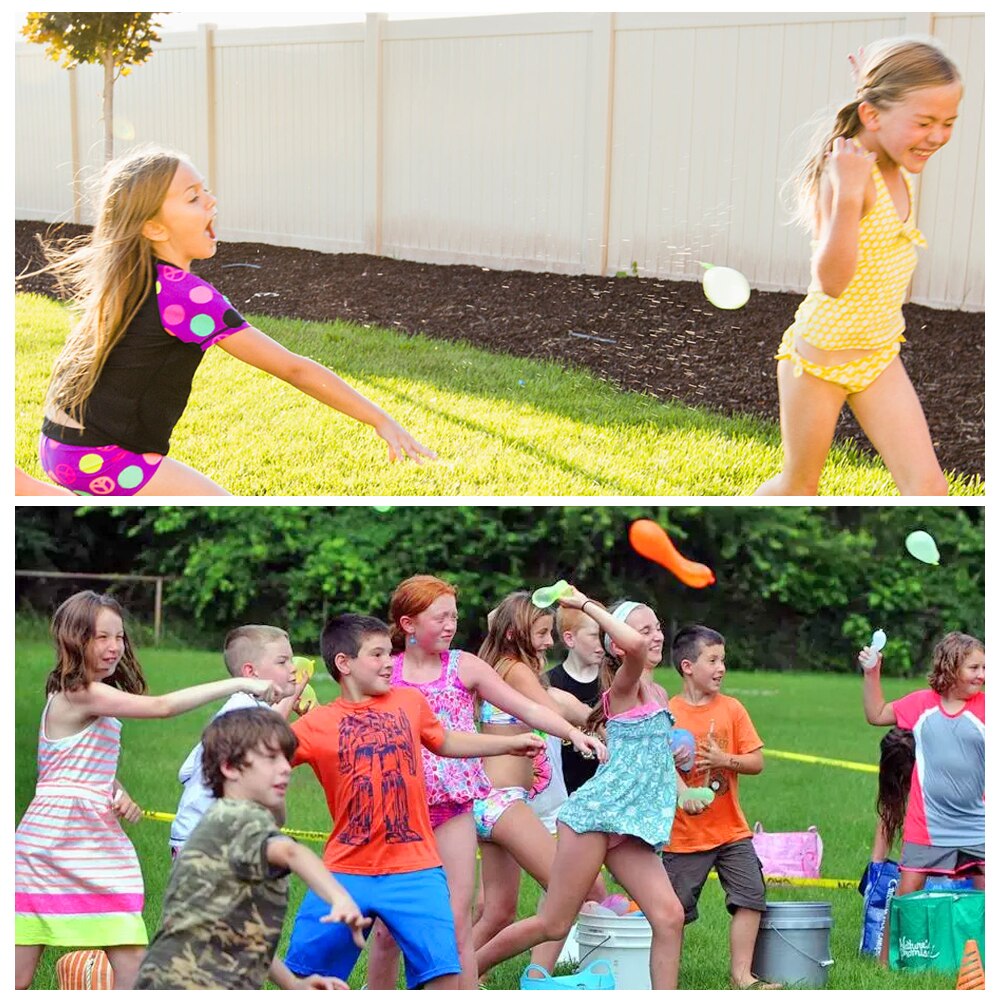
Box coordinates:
[603,600,642,655]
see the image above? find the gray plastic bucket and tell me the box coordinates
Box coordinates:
[751,901,834,987]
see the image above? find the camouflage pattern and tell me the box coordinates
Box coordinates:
[135,798,291,990]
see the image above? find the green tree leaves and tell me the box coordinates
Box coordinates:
[14,506,983,676]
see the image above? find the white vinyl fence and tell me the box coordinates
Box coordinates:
[15,12,984,310]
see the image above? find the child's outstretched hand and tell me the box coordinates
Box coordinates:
[289,973,350,989]
[320,897,371,949]
[375,416,437,464]
[245,678,282,704]
[506,732,547,758]
[567,729,609,763]
[112,787,142,824]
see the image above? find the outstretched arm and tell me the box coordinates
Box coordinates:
[66,676,280,721]
[438,730,545,760]
[219,326,436,463]
[462,654,603,758]
[545,685,592,726]
[266,838,370,949]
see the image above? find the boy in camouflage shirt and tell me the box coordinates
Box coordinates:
[136,708,369,990]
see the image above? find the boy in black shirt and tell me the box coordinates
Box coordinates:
[545,603,605,794]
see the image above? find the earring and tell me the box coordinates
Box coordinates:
[408,634,417,646]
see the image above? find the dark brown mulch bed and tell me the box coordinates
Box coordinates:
[16,220,984,478]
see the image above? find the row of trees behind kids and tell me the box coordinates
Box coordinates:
[15,504,984,674]
[14,581,984,988]
[16,34,968,496]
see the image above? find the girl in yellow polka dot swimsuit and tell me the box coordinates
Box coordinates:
[757,38,963,496]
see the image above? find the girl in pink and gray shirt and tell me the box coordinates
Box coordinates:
[861,631,984,905]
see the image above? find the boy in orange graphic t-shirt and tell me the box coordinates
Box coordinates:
[284,614,543,989]
[662,625,779,990]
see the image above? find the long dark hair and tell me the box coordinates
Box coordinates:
[45,591,147,696]
[876,727,915,850]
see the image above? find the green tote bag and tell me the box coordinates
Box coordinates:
[888,889,985,973]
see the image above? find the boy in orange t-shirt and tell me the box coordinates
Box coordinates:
[283,614,543,990]
[662,625,779,990]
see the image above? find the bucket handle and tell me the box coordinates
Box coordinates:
[576,933,613,968]
[769,926,835,969]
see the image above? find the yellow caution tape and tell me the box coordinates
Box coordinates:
[764,748,878,774]
[709,871,855,890]
[764,874,857,890]
[142,809,328,843]
[143,809,859,889]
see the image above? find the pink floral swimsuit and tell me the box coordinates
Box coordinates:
[391,649,492,825]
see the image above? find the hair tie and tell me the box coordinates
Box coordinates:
[603,600,641,655]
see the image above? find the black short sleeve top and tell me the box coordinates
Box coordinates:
[41,262,249,455]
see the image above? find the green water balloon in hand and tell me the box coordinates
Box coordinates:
[679,786,715,805]
[531,579,572,609]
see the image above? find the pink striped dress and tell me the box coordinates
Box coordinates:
[15,697,147,947]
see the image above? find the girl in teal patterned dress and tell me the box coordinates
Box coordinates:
[476,591,699,989]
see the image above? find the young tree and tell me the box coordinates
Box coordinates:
[22,12,164,163]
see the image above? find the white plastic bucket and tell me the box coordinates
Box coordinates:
[575,912,652,990]
[752,901,834,987]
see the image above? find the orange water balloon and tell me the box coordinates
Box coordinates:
[628,519,715,588]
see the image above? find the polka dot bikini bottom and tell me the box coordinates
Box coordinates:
[39,434,163,496]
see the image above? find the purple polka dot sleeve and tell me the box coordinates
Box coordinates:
[155,264,250,350]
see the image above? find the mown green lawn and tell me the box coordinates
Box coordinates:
[15,294,984,496]
[15,639,955,989]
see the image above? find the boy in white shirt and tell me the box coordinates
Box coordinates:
[168,625,305,856]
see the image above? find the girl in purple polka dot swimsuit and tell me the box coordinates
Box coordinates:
[26,146,435,496]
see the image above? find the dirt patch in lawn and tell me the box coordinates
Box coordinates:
[16,220,984,479]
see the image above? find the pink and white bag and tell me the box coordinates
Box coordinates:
[751,821,823,879]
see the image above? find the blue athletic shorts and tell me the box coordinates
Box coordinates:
[284,867,461,988]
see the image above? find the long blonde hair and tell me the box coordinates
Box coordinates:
[789,37,960,227]
[37,147,182,423]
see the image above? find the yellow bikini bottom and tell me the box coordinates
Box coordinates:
[775,329,903,395]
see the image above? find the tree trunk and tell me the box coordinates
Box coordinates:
[103,49,115,163]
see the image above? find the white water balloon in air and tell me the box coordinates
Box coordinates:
[700,262,751,310]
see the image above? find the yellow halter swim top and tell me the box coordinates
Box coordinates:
[784,157,927,352]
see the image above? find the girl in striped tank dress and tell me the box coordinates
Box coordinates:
[757,38,963,496]
[15,591,282,990]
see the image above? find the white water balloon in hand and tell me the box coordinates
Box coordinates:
[860,628,887,670]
